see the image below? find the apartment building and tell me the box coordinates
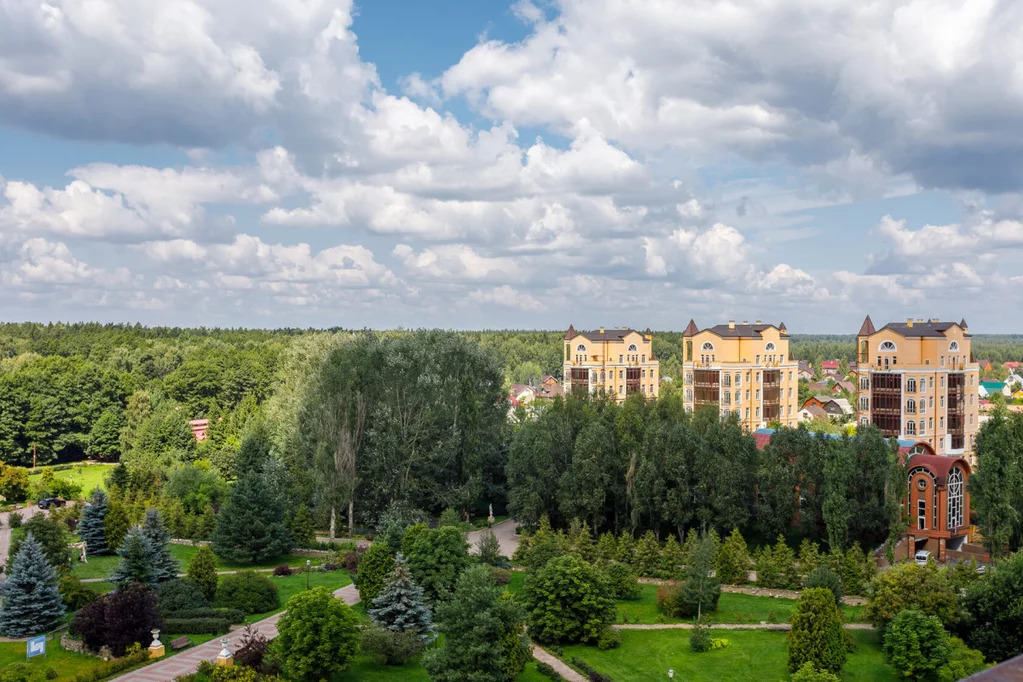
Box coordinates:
[855,316,980,463]
[562,326,659,400]
[681,319,800,431]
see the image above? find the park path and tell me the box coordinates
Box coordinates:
[615,622,875,631]
[110,584,361,682]
[80,568,276,584]
[467,518,520,558]
[531,645,587,682]
[0,505,47,571]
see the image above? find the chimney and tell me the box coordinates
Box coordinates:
[742,320,749,325]
[728,320,735,330]
[755,319,762,324]
[599,326,604,334]
[907,318,914,328]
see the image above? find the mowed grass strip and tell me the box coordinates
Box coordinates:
[72,543,331,580]
[0,636,106,680]
[562,628,894,682]
[27,463,115,499]
[616,584,868,624]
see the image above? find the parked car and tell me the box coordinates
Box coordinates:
[914,549,932,566]
[37,498,66,510]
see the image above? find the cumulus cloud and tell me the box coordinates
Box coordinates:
[467,285,545,311]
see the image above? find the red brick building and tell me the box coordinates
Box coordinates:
[905,443,971,561]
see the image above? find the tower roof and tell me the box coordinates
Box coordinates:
[779,321,787,334]
[858,315,876,336]
[960,318,968,330]
[683,319,699,336]
[564,324,576,340]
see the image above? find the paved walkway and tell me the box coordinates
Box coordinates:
[615,622,875,630]
[531,645,586,682]
[110,584,361,681]
[0,505,46,570]
[467,519,520,558]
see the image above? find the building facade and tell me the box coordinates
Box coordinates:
[562,326,659,400]
[855,316,980,463]
[906,446,972,561]
[681,320,800,431]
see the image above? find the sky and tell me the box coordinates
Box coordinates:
[1,0,1022,333]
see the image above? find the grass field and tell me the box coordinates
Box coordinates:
[336,656,554,681]
[562,628,894,681]
[0,635,104,680]
[27,464,114,500]
[246,570,352,622]
[72,543,331,580]
[616,585,868,624]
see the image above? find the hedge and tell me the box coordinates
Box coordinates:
[69,650,149,682]
[161,617,231,635]
[164,607,246,623]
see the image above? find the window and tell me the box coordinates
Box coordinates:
[907,377,917,393]
[880,340,897,351]
[906,398,916,414]
[948,468,964,529]
[906,420,916,435]
[746,390,750,401]
[788,387,792,397]
[745,407,750,419]
[941,356,945,367]
[929,417,933,430]
[619,370,624,379]
[969,414,974,426]
[685,389,693,402]
[722,373,731,387]
[765,342,776,351]
[859,397,868,411]
[576,344,587,352]
[641,369,646,378]
[685,340,693,362]
[929,396,933,409]
[735,390,741,404]
[929,376,934,389]
[949,341,960,352]
[641,384,646,394]
[940,417,945,429]
[642,354,646,363]
[755,389,761,400]
[735,372,742,385]
[685,372,693,384]
[940,376,945,388]
[918,498,926,530]
[619,354,623,363]
[756,372,762,383]
[620,385,624,395]
[939,396,944,408]
[860,376,869,390]
[650,383,654,394]
[628,344,638,352]
[756,355,761,364]
[755,407,761,418]
[701,342,715,352]
[788,405,792,415]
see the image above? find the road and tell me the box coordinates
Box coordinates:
[466,518,520,558]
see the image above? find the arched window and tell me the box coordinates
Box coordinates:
[906,398,916,414]
[685,389,693,402]
[576,344,586,352]
[948,467,964,529]
[949,341,959,352]
[906,420,916,435]
[906,377,917,393]
[765,342,776,351]
[628,344,638,352]
[701,342,715,352]
[880,340,897,352]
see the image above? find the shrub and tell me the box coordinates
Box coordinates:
[214,571,279,614]
[361,625,427,665]
[273,564,293,576]
[805,567,844,608]
[156,578,210,615]
[406,526,472,603]
[690,624,711,652]
[787,587,846,675]
[8,512,22,529]
[522,554,616,645]
[865,562,958,632]
[596,625,620,650]
[656,581,685,618]
[342,551,360,572]
[275,586,360,680]
[233,624,273,673]
[488,566,512,586]
[164,607,245,622]
[937,636,989,682]
[66,650,149,682]
[357,542,396,604]
[534,661,565,680]
[161,617,231,634]
[602,562,639,600]
[438,508,463,529]
[477,528,501,565]
[790,662,841,682]
[883,609,950,680]
[71,583,161,657]
[569,657,614,682]
[958,551,1023,663]
[187,545,219,603]
[58,575,98,611]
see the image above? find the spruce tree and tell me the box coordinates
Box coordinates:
[212,470,292,564]
[615,530,635,565]
[679,533,721,620]
[78,487,109,556]
[633,530,661,577]
[368,554,434,638]
[110,527,155,588]
[0,533,66,637]
[661,534,684,578]
[595,532,617,565]
[141,509,180,582]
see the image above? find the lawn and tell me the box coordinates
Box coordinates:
[27,464,115,500]
[562,628,895,682]
[246,570,352,622]
[72,543,331,580]
[616,585,868,624]
[0,635,104,681]
[336,656,554,681]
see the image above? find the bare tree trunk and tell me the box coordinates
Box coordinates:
[329,506,336,539]
[348,500,354,538]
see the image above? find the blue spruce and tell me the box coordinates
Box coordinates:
[368,553,434,639]
[0,533,66,637]
[110,527,156,588]
[141,509,179,582]
[78,487,109,556]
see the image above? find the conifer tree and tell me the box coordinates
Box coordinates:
[103,498,131,550]
[569,520,596,562]
[0,533,66,637]
[680,528,699,566]
[110,527,155,588]
[78,487,109,556]
[212,470,292,564]
[679,533,721,620]
[661,534,684,577]
[595,532,617,565]
[788,587,847,674]
[798,539,822,575]
[188,544,219,602]
[368,554,434,638]
[615,530,635,565]
[633,530,661,577]
[141,509,180,582]
[716,528,750,585]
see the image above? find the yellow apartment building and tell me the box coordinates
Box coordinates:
[681,320,800,430]
[562,326,659,400]
[855,316,980,463]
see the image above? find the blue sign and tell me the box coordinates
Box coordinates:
[26,635,45,659]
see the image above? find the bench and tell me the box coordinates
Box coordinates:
[170,637,190,650]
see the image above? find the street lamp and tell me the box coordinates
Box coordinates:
[306,559,311,590]
[668,670,674,679]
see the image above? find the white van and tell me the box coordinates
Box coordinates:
[914,550,932,566]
